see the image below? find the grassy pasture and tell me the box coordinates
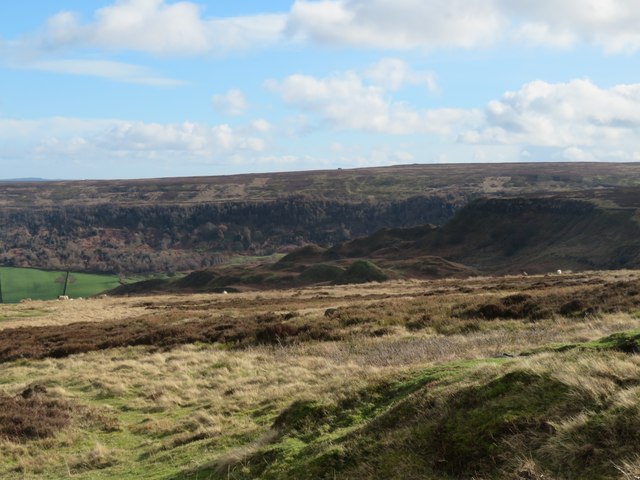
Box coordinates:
[0,267,120,303]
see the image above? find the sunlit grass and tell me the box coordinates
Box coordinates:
[0,271,639,479]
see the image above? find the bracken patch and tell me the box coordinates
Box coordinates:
[0,385,71,442]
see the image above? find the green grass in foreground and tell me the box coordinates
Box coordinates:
[177,330,640,480]
[1,302,639,480]
[0,267,120,303]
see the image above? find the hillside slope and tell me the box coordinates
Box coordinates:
[2,162,640,274]
[203,332,640,480]
[428,197,640,273]
[111,195,640,295]
[277,196,640,276]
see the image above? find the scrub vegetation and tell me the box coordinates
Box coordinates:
[0,270,639,479]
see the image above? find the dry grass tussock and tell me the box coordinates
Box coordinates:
[522,351,640,402]
[67,441,121,473]
[502,352,640,477]
[615,456,640,479]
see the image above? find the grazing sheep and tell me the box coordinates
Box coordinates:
[58,295,69,300]
[557,269,562,275]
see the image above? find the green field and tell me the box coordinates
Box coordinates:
[0,267,121,303]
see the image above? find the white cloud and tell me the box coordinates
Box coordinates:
[502,0,640,53]
[85,0,210,54]
[268,75,640,166]
[287,0,505,49]
[96,121,266,155]
[33,0,285,56]
[0,2,291,91]
[7,0,640,73]
[1,2,288,85]
[558,147,598,162]
[365,58,438,92]
[5,0,640,69]
[250,119,272,132]
[287,0,640,53]
[208,14,288,53]
[33,2,207,55]
[461,79,640,147]
[1,117,267,166]
[27,59,183,85]
[212,89,249,116]
[269,66,477,135]
[512,23,576,48]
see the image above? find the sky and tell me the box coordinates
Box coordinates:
[1,0,640,179]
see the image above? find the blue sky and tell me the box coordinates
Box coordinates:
[1,0,640,179]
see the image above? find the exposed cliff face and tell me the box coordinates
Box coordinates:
[0,195,462,273]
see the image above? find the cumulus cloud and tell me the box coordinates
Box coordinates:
[269,64,476,135]
[5,0,640,70]
[250,119,272,132]
[365,58,438,92]
[33,0,285,56]
[98,121,265,155]
[460,79,640,147]
[6,0,640,73]
[271,72,640,163]
[0,1,290,85]
[287,0,505,49]
[1,117,267,166]
[286,0,640,53]
[212,89,249,116]
[503,0,640,53]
